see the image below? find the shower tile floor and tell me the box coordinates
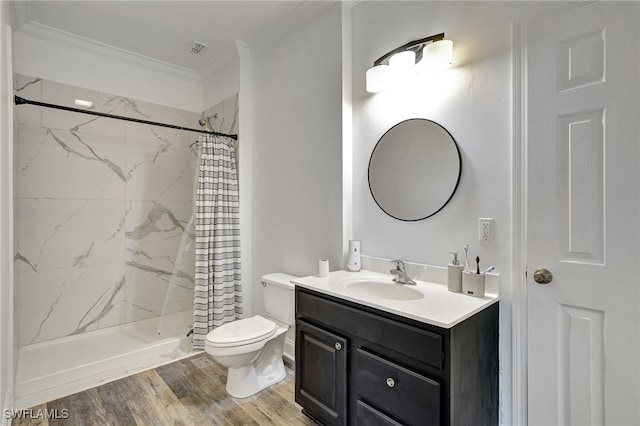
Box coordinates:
[15,311,194,409]
[14,353,314,426]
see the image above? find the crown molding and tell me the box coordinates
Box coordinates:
[342,0,362,8]
[14,19,202,83]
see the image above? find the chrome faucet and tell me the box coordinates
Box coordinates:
[390,260,416,285]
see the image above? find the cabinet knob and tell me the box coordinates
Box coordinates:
[386,377,395,388]
[335,342,342,351]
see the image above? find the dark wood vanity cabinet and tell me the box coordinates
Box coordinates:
[294,287,499,426]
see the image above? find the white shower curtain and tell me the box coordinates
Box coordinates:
[192,134,243,350]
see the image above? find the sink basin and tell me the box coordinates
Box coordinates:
[342,279,424,301]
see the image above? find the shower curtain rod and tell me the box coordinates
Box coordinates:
[14,95,238,141]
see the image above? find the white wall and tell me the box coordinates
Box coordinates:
[341,3,353,261]
[202,58,240,113]
[12,29,203,112]
[0,0,14,419]
[237,42,253,317]
[350,2,562,424]
[352,0,527,274]
[250,4,343,315]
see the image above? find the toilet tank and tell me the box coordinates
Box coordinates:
[262,273,297,325]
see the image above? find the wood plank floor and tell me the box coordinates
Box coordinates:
[13,353,315,426]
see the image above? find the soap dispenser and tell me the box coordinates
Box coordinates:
[447,251,464,292]
[346,240,361,272]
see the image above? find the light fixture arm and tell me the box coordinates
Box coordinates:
[372,33,445,66]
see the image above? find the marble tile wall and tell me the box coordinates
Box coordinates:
[201,93,240,168]
[201,94,239,136]
[13,75,203,347]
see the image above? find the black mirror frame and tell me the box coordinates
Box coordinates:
[367,118,462,221]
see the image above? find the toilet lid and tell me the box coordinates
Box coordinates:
[205,315,276,347]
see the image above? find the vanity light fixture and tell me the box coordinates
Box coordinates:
[365,33,453,93]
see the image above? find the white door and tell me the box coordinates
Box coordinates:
[526,2,640,425]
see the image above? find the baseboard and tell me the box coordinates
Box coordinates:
[283,336,295,363]
[283,352,295,368]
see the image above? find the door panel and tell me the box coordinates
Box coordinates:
[526,3,640,425]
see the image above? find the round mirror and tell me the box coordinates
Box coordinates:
[368,119,461,221]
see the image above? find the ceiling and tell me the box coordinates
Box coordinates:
[13,1,338,78]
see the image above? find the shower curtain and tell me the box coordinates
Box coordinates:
[192,134,243,350]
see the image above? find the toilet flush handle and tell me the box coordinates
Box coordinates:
[261,281,267,287]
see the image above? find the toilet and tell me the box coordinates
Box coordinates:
[204,273,297,398]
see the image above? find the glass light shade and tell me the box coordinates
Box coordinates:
[366,64,391,93]
[389,50,416,72]
[388,50,417,85]
[418,39,453,72]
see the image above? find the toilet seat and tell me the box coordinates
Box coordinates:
[205,315,276,348]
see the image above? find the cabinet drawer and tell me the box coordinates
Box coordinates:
[356,400,403,426]
[355,348,440,426]
[296,289,444,369]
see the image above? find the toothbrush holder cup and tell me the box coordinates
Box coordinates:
[462,271,486,298]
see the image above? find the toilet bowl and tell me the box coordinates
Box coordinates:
[204,273,297,398]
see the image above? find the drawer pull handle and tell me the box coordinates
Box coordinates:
[386,377,395,388]
[335,342,342,351]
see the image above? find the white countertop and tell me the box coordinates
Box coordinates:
[292,269,499,329]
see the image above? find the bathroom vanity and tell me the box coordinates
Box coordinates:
[292,270,499,426]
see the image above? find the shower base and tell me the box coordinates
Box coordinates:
[14,310,198,409]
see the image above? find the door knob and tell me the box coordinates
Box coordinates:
[533,268,553,284]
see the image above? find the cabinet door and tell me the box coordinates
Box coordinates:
[295,320,347,426]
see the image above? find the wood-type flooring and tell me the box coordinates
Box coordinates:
[12,353,314,426]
